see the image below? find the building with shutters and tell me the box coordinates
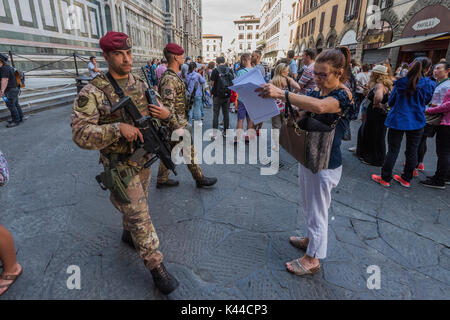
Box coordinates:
[0,0,203,75]
[286,0,449,68]
[233,15,261,58]
[288,0,369,63]
[202,34,223,63]
[259,0,292,65]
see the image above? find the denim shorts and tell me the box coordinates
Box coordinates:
[237,100,249,120]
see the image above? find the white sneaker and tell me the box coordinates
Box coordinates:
[348,146,356,153]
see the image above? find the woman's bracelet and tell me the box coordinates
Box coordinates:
[285,90,290,104]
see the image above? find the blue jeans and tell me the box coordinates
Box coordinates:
[189,96,203,123]
[5,88,23,123]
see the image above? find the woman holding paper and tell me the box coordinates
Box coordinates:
[257,47,353,276]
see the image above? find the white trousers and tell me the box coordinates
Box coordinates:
[298,163,342,259]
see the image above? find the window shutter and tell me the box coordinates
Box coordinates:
[312,18,316,34]
[320,12,325,33]
[345,0,350,17]
[330,5,338,28]
[354,0,361,17]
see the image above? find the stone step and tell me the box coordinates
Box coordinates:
[0,92,76,121]
[18,86,76,103]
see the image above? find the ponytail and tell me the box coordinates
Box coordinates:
[337,46,351,83]
[406,57,431,97]
[188,61,197,74]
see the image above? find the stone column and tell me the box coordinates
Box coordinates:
[390,46,401,69]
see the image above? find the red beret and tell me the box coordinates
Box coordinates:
[100,31,132,52]
[165,43,184,55]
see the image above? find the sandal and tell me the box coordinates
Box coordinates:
[0,264,23,296]
[289,236,309,250]
[286,259,320,276]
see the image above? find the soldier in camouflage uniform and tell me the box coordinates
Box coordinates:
[156,43,218,188]
[70,31,178,295]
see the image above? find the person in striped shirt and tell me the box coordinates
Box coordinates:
[298,49,317,95]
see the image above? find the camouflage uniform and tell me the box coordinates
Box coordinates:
[71,72,165,270]
[157,68,203,183]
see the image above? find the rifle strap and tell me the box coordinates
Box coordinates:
[106,72,125,99]
[105,72,131,124]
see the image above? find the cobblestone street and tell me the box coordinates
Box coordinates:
[0,105,449,300]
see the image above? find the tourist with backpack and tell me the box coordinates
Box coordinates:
[210,56,234,140]
[0,53,25,128]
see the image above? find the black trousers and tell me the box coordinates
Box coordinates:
[381,128,424,182]
[433,125,450,183]
[213,96,230,131]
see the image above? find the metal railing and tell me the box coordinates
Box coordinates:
[6,50,108,78]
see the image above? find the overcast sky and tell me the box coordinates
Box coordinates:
[202,0,261,50]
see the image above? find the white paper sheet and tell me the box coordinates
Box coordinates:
[230,68,279,124]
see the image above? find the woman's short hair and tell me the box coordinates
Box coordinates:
[207,61,215,69]
[240,53,251,66]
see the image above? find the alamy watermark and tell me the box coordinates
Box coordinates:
[366,4,383,30]
[367,265,381,290]
[66,265,81,290]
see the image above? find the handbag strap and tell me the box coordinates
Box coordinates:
[284,88,349,130]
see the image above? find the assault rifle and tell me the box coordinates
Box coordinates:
[107,72,177,175]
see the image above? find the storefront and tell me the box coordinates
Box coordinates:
[340,30,358,57]
[380,5,450,68]
[362,21,393,64]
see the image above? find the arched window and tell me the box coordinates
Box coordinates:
[105,4,112,32]
[117,6,123,32]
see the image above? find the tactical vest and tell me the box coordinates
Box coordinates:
[90,73,149,155]
[159,69,188,111]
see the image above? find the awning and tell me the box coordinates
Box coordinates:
[379,32,449,49]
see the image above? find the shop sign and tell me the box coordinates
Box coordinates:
[412,18,440,31]
[363,31,392,49]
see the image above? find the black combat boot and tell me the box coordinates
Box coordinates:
[150,263,179,295]
[196,177,218,188]
[156,179,180,189]
[121,230,135,249]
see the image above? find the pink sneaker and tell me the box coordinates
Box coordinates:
[394,175,411,188]
[372,175,391,187]
[404,162,425,172]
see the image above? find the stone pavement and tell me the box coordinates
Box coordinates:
[0,104,449,300]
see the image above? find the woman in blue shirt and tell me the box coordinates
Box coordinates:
[185,62,206,125]
[372,57,436,188]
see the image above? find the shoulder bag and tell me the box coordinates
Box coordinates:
[280,91,342,173]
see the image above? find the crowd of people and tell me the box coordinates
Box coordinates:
[186,48,449,275]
